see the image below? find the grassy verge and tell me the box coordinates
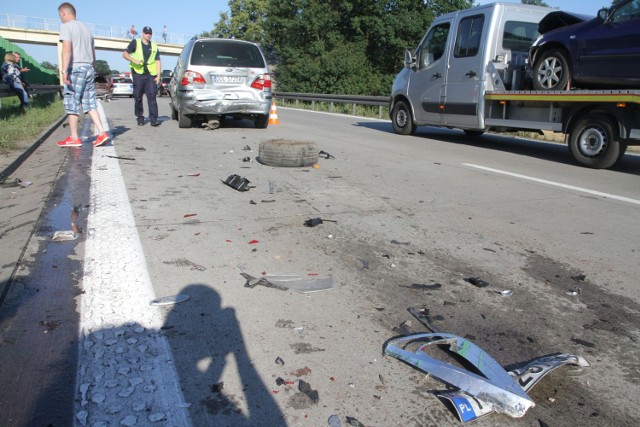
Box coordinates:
[0,94,64,154]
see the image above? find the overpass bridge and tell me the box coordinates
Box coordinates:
[0,14,186,82]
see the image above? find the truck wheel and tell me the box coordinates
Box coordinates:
[178,110,193,128]
[392,100,416,135]
[533,48,570,91]
[569,114,622,169]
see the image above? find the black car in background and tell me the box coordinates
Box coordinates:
[530,0,640,90]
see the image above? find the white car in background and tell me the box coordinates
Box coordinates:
[112,77,133,97]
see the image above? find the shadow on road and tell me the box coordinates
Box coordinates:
[355,121,640,175]
[164,283,284,426]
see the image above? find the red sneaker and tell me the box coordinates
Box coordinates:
[57,136,82,148]
[94,132,111,147]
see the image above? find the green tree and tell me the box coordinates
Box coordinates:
[95,59,111,75]
[265,0,473,95]
[211,0,268,43]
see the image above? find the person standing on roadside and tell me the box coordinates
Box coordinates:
[1,53,29,111]
[56,2,111,148]
[123,26,162,127]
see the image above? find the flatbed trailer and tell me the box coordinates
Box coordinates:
[483,89,640,169]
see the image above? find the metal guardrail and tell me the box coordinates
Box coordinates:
[0,84,62,98]
[274,92,389,118]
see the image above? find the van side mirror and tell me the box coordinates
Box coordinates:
[404,50,416,68]
[597,7,609,22]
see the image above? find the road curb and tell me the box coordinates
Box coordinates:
[0,114,66,182]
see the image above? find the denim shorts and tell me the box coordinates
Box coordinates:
[63,65,97,114]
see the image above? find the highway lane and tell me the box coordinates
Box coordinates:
[1,96,638,426]
[107,97,639,426]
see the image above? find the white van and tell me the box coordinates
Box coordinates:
[390,2,549,135]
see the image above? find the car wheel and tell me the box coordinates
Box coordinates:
[254,114,269,129]
[178,110,193,128]
[568,114,624,169]
[392,100,416,135]
[533,48,570,91]
[258,139,319,167]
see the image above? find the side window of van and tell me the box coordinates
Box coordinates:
[454,15,484,58]
[503,21,539,51]
[419,23,450,68]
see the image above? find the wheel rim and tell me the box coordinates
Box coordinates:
[537,56,563,89]
[578,126,607,157]
[396,108,408,128]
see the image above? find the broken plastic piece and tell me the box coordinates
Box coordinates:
[241,273,288,291]
[264,275,334,293]
[407,306,441,333]
[183,213,197,218]
[52,230,78,242]
[188,172,200,177]
[150,294,190,306]
[318,150,335,159]
[345,417,365,427]
[222,174,252,191]
[106,155,135,160]
[298,380,319,404]
[384,333,535,418]
[439,353,590,422]
[466,277,490,288]
[496,289,513,296]
[401,283,442,291]
[243,145,252,151]
[275,356,285,366]
[304,218,338,227]
[276,377,286,386]
[328,414,342,427]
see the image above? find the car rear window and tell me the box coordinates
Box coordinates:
[503,21,539,51]
[190,41,265,68]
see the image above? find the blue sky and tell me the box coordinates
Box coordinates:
[4,0,612,73]
[4,0,229,72]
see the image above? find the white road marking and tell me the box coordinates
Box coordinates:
[74,105,192,426]
[463,163,640,206]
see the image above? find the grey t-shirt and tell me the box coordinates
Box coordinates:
[59,20,95,67]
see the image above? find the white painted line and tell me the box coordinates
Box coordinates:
[463,163,640,206]
[74,110,192,426]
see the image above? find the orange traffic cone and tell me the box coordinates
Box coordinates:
[269,101,280,125]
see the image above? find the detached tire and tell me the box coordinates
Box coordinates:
[258,139,319,167]
[568,114,624,169]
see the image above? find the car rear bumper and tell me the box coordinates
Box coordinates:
[176,91,271,116]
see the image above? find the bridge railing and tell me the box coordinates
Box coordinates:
[0,14,190,44]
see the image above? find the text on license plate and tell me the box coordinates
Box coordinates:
[213,75,244,83]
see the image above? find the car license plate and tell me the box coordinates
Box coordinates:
[213,75,243,83]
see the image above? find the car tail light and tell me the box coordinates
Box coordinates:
[180,70,205,86]
[250,74,271,90]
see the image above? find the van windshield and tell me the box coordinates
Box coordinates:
[190,41,265,68]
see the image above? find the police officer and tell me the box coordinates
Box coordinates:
[123,26,162,126]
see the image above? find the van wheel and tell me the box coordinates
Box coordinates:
[392,100,416,135]
[568,114,623,169]
[178,110,193,128]
[254,114,269,129]
[533,48,570,91]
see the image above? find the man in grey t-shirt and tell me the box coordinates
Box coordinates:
[56,2,111,148]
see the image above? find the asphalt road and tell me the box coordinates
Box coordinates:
[1,96,639,426]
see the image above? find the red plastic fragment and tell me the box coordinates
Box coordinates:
[308,273,319,276]
[183,213,197,218]
[248,239,259,244]
[188,172,200,177]
[225,239,232,242]
[272,390,279,394]
[330,377,335,381]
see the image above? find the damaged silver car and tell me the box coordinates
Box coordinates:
[169,38,272,129]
